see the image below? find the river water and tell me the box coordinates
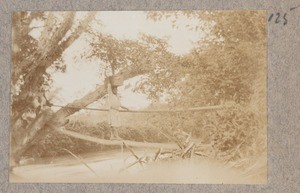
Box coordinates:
[10,148,266,184]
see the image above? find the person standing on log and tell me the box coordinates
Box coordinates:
[106,77,129,140]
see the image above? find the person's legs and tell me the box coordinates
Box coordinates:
[110,126,122,140]
[110,126,114,140]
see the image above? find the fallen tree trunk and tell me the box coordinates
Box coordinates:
[49,69,144,125]
[57,128,177,149]
[13,69,145,162]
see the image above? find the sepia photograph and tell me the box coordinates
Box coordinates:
[10,11,267,184]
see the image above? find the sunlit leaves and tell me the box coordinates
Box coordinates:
[11,12,95,116]
[145,11,266,165]
[84,31,180,101]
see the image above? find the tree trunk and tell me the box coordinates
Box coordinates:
[12,12,95,120]
[57,128,177,149]
[11,108,54,163]
[12,69,145,162]
[11,12,97,162]
[12,12,76,84]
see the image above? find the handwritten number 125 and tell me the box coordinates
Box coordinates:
[268,12,288,25]
[268,5,300,26]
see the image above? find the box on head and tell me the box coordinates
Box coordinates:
[105,75,124,87]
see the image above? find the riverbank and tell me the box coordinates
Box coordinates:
[10,149,266,184]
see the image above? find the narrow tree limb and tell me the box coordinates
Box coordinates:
[119,156,146,173]
[190,144,195,159]
[59,12,96,50]
[61,148,99,177]
[123,142,139,160]
[194,151,210,157]
[181,143,195,158]
[154,148,162,162]
[123,142,145,167]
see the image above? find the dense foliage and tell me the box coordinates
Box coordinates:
[13,11,266,170]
